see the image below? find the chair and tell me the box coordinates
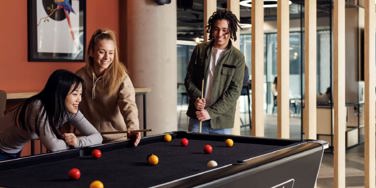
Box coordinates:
[240,66,251,128]
[0,90,6,118]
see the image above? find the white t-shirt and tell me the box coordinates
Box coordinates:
[205,47,224,106]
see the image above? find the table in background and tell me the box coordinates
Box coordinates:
[7,88,151,135]
[6,88,151,156]
[0,131,327,188]
[134,88,151,136]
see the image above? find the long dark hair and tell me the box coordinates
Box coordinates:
[207,10,242,41]
[17,69,83,137]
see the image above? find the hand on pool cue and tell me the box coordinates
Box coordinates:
[99,129,148,146]
[99,129,151,147]
[128,130,142,147]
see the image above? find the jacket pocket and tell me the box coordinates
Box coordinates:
[221,66,235,76]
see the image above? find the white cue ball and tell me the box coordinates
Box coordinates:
[207,160,218,168]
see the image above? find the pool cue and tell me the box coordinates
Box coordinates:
[199,79,204,133]
[101,129,152,135]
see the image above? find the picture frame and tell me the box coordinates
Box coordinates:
[28,0,86,62]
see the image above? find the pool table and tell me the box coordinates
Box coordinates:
[0,131,327,188]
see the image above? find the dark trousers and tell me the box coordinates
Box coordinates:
[0,149,20,161]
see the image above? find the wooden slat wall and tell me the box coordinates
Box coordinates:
[364,0,375,187]
[333,0,346,187]
[204,1,216,42]
[251,0,265,137]
[277,0,290,138]
[227,0,241,136]
[303,0,317,140]
[227,0,240,48]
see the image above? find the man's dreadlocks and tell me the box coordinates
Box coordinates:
[206,10,242,41]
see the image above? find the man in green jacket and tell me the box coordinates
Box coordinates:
[185,10,245,134]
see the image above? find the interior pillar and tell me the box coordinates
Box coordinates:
[120,1,177,135]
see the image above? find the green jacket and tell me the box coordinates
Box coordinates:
[185,40,245,129]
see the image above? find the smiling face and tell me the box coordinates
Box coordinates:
[212,19,230,49]
[65,83,82,114]
[90,39,115,76]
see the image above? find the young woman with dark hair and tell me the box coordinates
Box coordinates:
[0,69,102,160]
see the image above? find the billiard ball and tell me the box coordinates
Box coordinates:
[68,168,81,180]
[91,149,102,159]
[147,154,159,166]
[180,138,189,147]
[225,139,234,147]
[203,144,213,154]
[207,160,218,168]
[164,133,172,142]
[90,180,104,188]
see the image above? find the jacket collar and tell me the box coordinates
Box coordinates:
[208,39,233,51]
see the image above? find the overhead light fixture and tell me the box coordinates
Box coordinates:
[194,37,203,43]
[240,23,252,29]
[240,0,292,8]
[155,0,171,5]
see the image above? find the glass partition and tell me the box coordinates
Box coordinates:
[177,41,196,130]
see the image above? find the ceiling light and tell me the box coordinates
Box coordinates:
[240,23,252,29]
[194,37,203,43]
[240,0,292,8]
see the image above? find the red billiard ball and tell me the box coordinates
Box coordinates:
[68,168,81,180]
[92,149,102,159]
[180,138,189,147]
[203,144,213,154]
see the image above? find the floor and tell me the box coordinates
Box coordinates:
[318,145,366,188]
[177,104,370,188]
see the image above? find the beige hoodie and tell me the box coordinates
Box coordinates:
[76,66,139,143]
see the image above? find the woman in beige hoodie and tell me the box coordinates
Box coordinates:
[76,29,140,146]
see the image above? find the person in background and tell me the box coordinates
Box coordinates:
[0,69,103,161]
[272,77,278,113]
[272,77,278,98]
[317,87,332,105]
[76,28,141,146]
[185,10,245,134]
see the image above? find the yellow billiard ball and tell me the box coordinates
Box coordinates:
[164,133,172,142]
[225,139,234,147]
[148,154,159,166]
[90,180,104,188]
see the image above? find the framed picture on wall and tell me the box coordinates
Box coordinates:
[28,0,86,62]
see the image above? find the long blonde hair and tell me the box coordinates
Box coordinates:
[87,28,126,95]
